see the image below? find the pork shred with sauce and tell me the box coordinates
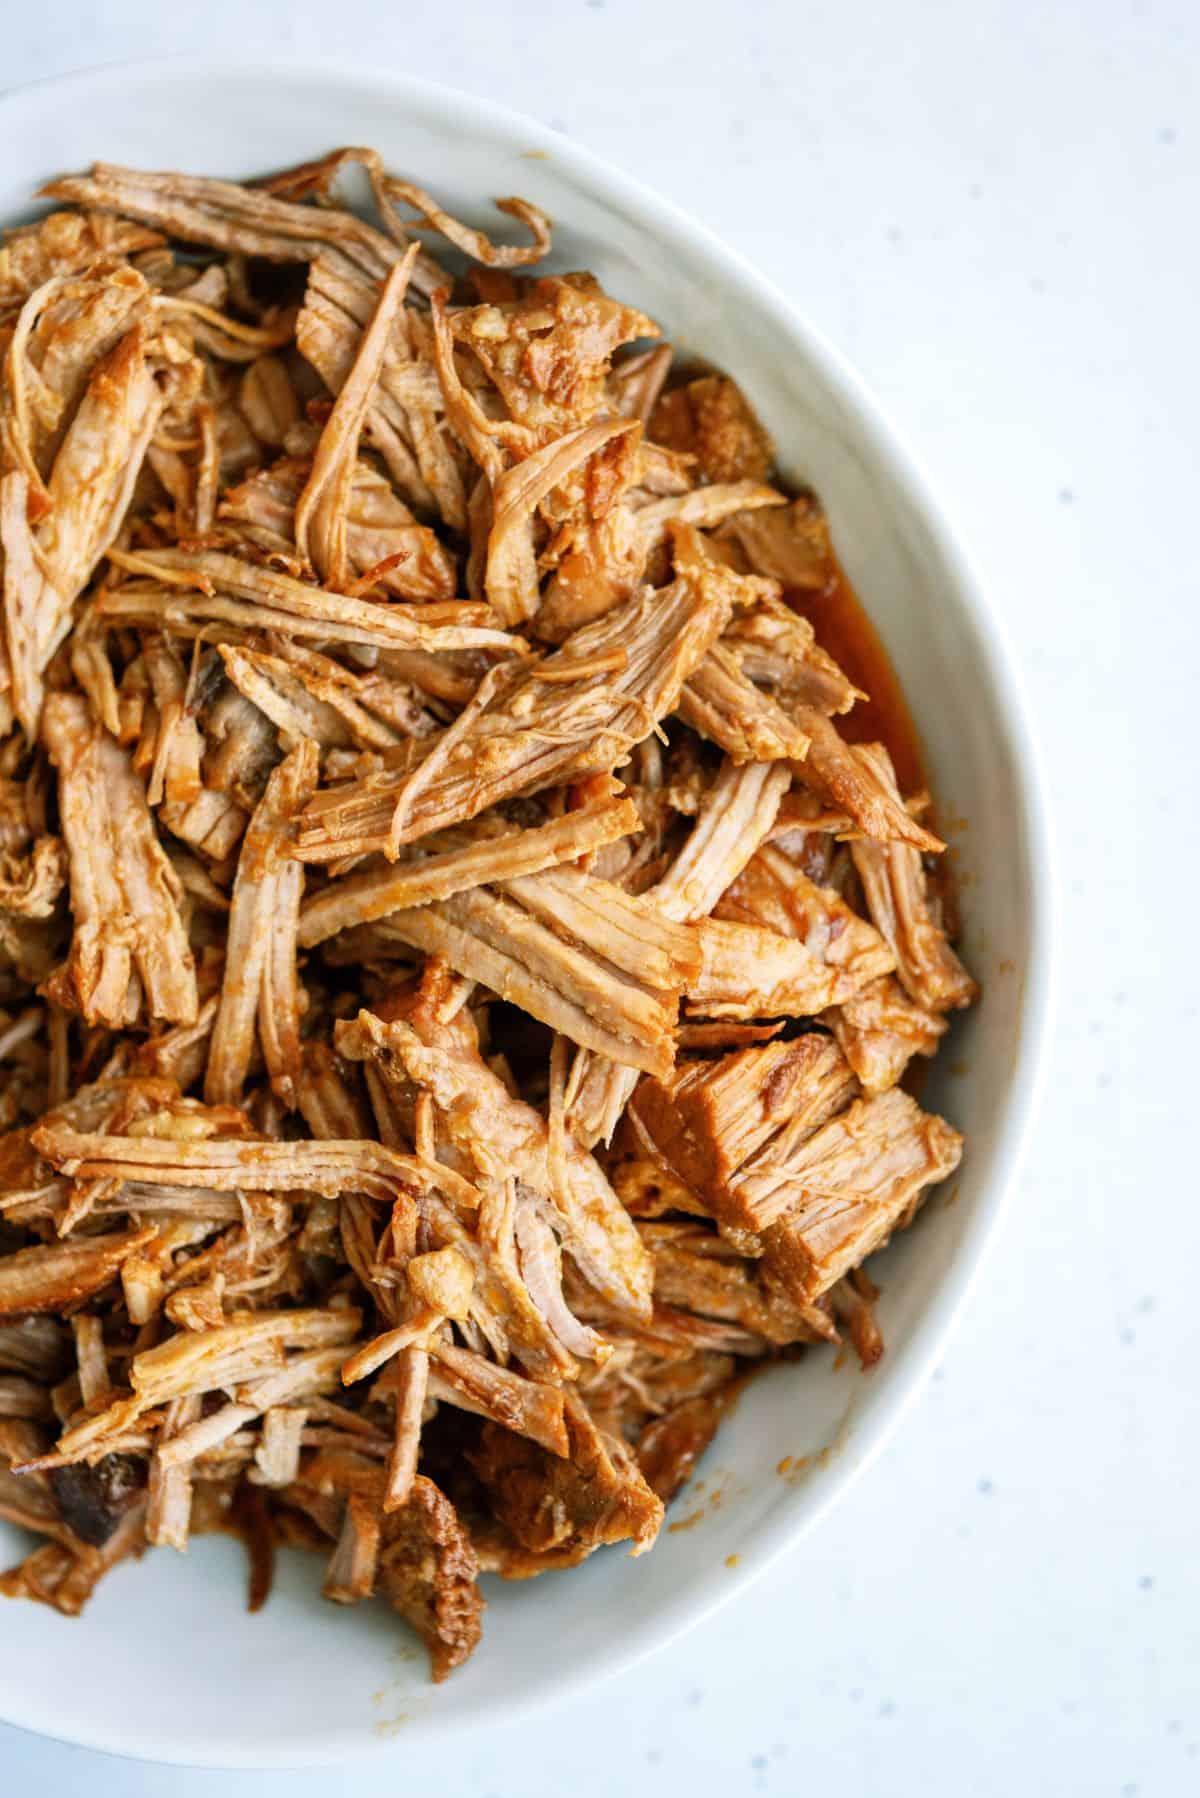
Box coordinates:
[0,148,975,1680]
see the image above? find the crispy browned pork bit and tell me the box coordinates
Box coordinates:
[0,148,974,1679]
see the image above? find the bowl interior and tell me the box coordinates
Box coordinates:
[0,61,1050,1767]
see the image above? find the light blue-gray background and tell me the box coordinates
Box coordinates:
[1,3,1194,1792]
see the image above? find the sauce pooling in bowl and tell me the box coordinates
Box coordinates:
[787,563,926,797]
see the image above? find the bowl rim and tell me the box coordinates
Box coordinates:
[0,53,1058,1769]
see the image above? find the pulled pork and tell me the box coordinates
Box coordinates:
[0,147,975,1681]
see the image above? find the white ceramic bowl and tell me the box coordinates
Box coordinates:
[0,58,1054,1768]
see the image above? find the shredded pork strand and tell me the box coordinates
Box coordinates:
[41,694,198,1028]
[0,145,975,1684]
[295,561,735,862]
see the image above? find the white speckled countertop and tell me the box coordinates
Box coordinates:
[1,3,1196,1792]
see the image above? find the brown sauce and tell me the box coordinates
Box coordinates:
[788,551,966,1114]
[786,561,927,797]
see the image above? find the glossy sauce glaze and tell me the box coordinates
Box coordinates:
[791,554,960,1102]
[787,561,927,798]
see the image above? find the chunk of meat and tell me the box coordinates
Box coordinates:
[565,759,792,1148]
[205,741,317,1107]
[0,1227,154,1317]
[102,548,512,657]
[653,759,793,923]
[711,840,896,1008]
[470,1393,663,1563]
[376,881,686,1077]
[27,1308,363,1470]
[3,261,151,499]
[825,975,949,1093]
[534,423,648,640]
[297,797,638,947]
[688,914,887,1020]
[649,375,774,484]
[636,1393,727,1503]
[296,561,734,862]
[41,694,198,1028]
[609,343,673,424]
[321,1491,380,1603]
[297,257,466,526]
[219,640,439,753]
[383,183,549,269]
[644,1220,827,1348]
[454,274,657,440]
[722,590,860,715]
[678,644,811,763]
[0,834,66,919]
[3,313,168,734]
[848,744,977,1012]
[38,1140,427,1222]
[376,1475,484,1682]
[631,1036,859,1222]
[0,211,161,314]
[49,1453,145,1548]
[220,453,457,601]
[719,494,838,594]
[484,416,639,626]
[733,1088,964,1303]
[42,159,412,285]
[378,863,697,1077]
[295,250,419,590]
[426,1342,568,1456]
[627,1037,959,1302]
[217,644,367,752]
[792,713,943,852]
[634,480,785,563]
[35,318,167,586]
[336,1010,653,1319]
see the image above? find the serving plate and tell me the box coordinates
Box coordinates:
[0,57,1055,1767]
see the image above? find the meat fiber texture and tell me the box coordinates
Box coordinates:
[0,147,974,1680]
